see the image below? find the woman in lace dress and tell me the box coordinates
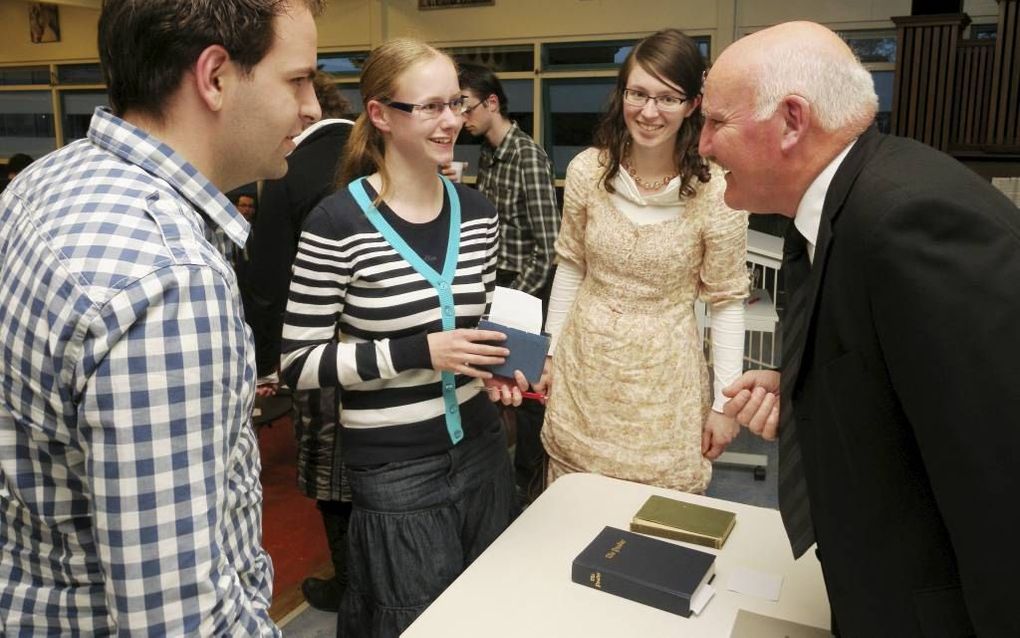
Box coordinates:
[538,29,749,493]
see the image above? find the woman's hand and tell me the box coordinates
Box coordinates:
[701,410,741,460]
[484,370,529,407]
[531,356,553,399]
[428,328,509,379]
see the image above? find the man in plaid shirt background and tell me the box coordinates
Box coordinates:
[458,63,561,506]
[0,0,322,634]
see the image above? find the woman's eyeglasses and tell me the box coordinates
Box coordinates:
[622,89,689,112]
[383,96,469,119]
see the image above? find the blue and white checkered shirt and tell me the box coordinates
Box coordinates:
[0,108,280,636]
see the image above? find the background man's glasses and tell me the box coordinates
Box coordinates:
[384,96,469,119]
[622,88,689,112]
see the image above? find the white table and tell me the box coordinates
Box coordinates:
[403,473,829,637]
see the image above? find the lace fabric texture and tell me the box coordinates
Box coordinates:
[542,148,748,492]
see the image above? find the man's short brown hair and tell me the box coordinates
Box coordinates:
[99,0,324,120]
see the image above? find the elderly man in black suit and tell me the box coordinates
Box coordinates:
[700,21,1020,637]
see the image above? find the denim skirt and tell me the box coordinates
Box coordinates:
[337,421,515,637]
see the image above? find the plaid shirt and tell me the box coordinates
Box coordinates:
[476,122,560,296]
[0,108,279,636]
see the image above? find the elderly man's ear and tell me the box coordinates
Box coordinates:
[779,95,811,152]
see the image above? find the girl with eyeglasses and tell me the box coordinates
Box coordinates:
[537,29,749,494]
[279,38,522,637]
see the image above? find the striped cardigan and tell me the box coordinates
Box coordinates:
[280,181,501,466]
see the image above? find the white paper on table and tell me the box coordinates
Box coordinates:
[726,566,784,602]
[690,582,715,616]
[487,286,543,334]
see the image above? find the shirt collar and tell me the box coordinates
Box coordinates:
[86,106,249,248]
[488,121,520,162]
[293,117,356,146]
[794,138,856,261]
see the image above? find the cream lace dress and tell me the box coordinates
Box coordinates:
[541,147,748,493]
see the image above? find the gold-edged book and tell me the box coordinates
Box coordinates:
[630,495,736,549]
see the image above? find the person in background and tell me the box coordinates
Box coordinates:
[279,39,525,637]
[228,190,259,362]
[246,70,356,612]
[0,153,33,193]
[537,28,748,493]
[0,0,323,634]
[705,21,1020,636]
[234,192,257,221]
[456,62,560,505]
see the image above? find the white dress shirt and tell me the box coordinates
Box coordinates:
[794,140,856,263]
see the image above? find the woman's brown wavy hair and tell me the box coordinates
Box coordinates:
[593,28,710,199]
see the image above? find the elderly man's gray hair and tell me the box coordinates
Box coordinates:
[752,45,878,132]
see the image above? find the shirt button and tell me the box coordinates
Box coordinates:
[443,307,453,316]
[438,281,447,289]
[444,384,454,392]
[448,406,457,415]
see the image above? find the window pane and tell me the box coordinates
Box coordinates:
[61,91,108,143]
[543,40,636,69]
[317,52,370,77]
[445,45,534,72]
[971,23,997,40]
[57,64,103,84]
[839,31,896,64]
[543,78,614,177]
[695,37,711,59]
[543,37,709,70]
[0,91,56,157]
[0,66,50,86]
[872,70,894,134]
[453,79,533,178]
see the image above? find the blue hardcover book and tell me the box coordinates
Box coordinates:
[571,526,716,617]
[477,319,550,384]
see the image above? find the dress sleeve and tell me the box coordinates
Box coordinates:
[698,172,750,304]
[553,149,596,272]
[708,299,745,412]
[543,258,583,355]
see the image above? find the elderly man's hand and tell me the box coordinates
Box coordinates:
[722,370,781,440]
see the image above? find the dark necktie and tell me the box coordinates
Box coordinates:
[778,227,815,558]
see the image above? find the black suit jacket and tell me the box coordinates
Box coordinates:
[785,127,1020,637]
[245,120,353,375]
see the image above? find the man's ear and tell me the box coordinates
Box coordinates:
[366,100,391,133]
[486,93,499,112]
[193,45,233,112]
[779,95,811,152]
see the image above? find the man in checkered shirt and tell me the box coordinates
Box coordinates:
[458,63,561,506]
[0,0,322,634]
